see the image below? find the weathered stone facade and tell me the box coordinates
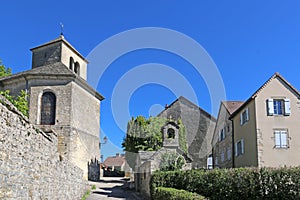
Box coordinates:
[158,96,216,168]
[0,95,88,199]
[0,36,104,180]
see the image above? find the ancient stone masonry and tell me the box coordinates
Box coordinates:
[0,95,88,200]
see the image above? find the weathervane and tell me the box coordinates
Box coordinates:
[60,22,64,36]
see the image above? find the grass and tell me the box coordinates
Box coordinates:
[91,185,96,190]
[81,189,91,200]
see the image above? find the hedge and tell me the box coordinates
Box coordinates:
[153,187,206,200]
[150,167,300,200]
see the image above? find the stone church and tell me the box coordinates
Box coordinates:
[0,35,104,180]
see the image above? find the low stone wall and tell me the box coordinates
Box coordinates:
[0,95,88,199]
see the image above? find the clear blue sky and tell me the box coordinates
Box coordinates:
[1,1,300,159]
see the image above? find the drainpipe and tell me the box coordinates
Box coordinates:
[230,118,235,168]
[23,75,29,100]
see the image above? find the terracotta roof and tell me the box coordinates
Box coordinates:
[103,155,125,167]
[230,72,300,118]
[222,101,244,115]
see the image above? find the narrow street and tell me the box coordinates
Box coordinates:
[87,177,144,200]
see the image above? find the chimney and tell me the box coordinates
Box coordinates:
[116,153,120,157]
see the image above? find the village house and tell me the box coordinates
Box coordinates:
[212,101,243,168]
[212,73,300,168]
[103,153,128,176]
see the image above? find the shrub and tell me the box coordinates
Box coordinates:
[150,167,300,200]
[153,187,206,200]
[159,152,185,171]
[0,90,29,117]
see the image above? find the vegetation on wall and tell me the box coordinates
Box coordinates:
[178,119,188,154]
[0,90,29,117]
[150,167,300,200]
[159,152,185,171]
[122,116,188,169]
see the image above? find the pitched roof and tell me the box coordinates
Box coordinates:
[230,72,300,118]
[159,96,216,121]
[0,63,104,101]
[30,35,88,63]
[103,155,125,167]
[222,101,244,115]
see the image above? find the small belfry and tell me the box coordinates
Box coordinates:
[0,35,104,180]
[30,35,88,80]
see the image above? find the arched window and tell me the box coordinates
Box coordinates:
[167,128,175,139]
[74,62,80,75]
[69,57,74,71]
[41,92,56,125]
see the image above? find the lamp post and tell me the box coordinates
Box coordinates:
[99,136,107,163]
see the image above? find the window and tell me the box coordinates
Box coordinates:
[41,92,56,125]
[167,128,175,139]
[219,128,225,141]
[267,99,291,116]
[215,156,218,166]
[274,130,288,148]
[220,151,225,163]
[227,147,232,161]
[69,57,74,70]
[240,108,249,125]
[235,139,244,157]
[74,62,80,75]
[227,125,230,133]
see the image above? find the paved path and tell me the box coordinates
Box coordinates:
[87,177,144,200]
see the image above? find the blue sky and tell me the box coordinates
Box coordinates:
[1,1,300,159]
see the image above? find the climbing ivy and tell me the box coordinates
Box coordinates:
[178,120,188,154]
[0,90,29,117]
[159,151,185,171]
[123,116,188,169]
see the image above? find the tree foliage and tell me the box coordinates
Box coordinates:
[0,90,29,117]
[122,116,188,170]
[0,59,12,77]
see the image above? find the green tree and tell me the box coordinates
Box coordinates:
[0,59,12,77]
[122,116,188,170]
[0,90,29,117]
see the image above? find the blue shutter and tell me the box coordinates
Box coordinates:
[241,139,244,155]
[267,99,274,116]
[284,99,291,116]
[246,108,249,121]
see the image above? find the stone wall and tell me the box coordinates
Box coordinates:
[0,95,88,200]
[158,97,216,168]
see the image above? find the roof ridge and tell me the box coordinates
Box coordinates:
[230,72,300,118]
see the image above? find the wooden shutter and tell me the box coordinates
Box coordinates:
[241,139,244,155]
[284,99,291,116]
[240,113,243,125]
[267,99,274,116]
[245,108,249,121]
